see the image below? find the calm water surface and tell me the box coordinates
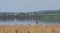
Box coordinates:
[0,19,60,25]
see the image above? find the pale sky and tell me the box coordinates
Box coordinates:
[0,0,60,12]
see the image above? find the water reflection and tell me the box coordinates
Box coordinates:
[0,20,36,25]
[0,19,60,25]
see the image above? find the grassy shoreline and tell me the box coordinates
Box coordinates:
[0,25,60,33]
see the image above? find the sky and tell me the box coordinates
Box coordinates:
[0,0,60,12]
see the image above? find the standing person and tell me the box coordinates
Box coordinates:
[36,21,38,24]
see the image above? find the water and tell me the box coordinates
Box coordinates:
[0,19,60,25]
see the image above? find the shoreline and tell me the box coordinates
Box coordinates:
[0,25,60,33]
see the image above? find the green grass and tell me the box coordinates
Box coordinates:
[40,13,60,21]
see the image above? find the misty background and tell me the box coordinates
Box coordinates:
[0,0,60,12]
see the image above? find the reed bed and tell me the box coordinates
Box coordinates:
[0,25,60,33]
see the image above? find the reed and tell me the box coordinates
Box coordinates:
[0,25,60,33]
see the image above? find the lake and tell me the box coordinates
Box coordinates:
[0,19,60,25]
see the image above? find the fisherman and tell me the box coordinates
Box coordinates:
[36,21,38,24]
[28,24,30,25]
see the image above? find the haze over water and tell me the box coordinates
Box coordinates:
[0,0,60,25]
[0,0,60,12]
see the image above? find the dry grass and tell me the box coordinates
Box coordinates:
[0,25,60,33]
